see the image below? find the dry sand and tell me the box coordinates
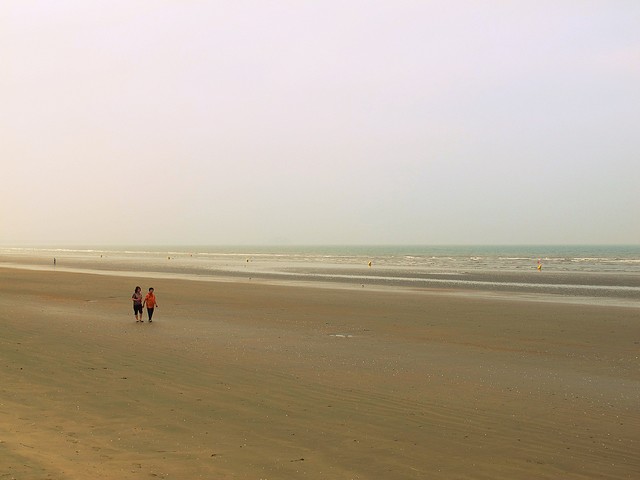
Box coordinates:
[0,267,638,479]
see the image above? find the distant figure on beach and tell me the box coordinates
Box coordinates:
[537,259,542,271]
[53,257,56,266]
[132,286,143,323]
[143,287,158,323]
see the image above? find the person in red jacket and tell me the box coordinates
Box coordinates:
[143,287,158,322]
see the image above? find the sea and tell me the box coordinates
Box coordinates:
[1,245,639,305]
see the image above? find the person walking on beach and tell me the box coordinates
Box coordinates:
[143,287,158,322]
[132,286,143,323]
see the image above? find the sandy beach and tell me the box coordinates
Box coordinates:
[1,267,639,479]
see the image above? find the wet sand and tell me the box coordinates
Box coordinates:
[1,267,639,479]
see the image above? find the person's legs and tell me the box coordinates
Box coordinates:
[147,307,154,322]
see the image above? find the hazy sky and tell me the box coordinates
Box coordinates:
[2,1,639,245]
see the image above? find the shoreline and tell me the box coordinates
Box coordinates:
[1,260,639,309]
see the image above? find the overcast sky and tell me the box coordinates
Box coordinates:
[2,1,639,246]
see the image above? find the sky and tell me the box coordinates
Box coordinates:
[2,1,639,246]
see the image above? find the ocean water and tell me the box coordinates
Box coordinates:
[1,245,639,303]
[3,244,638,272]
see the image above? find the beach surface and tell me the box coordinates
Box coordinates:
[1,267,639,479]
